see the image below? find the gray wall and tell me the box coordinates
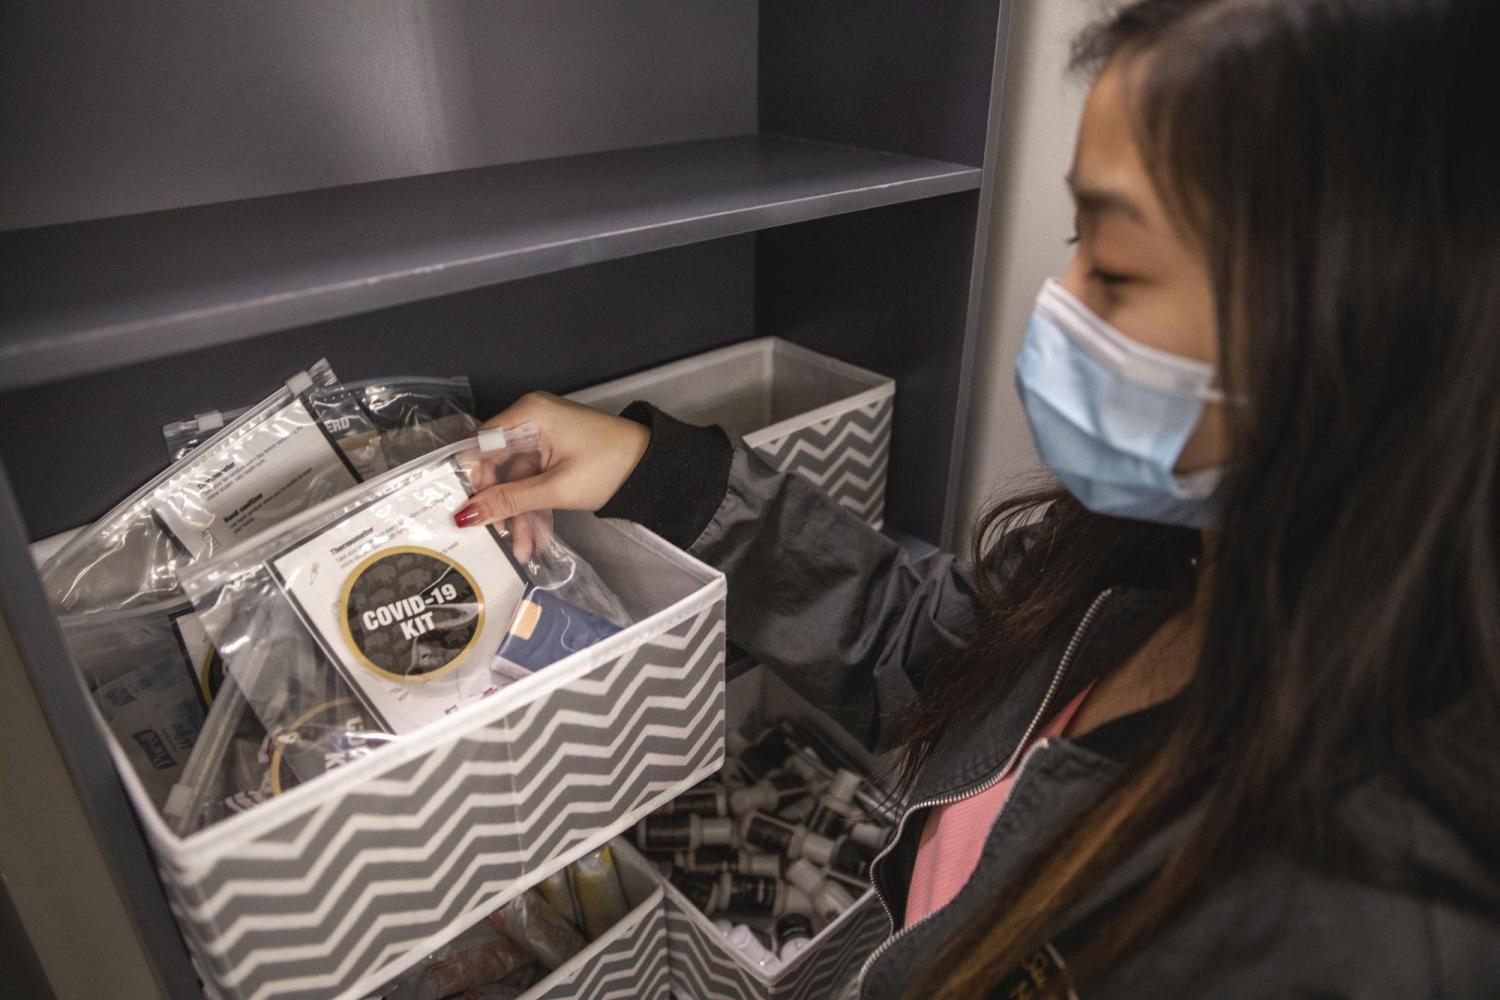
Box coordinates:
[0,613,163,998]
[956,0,1093,545]
[0,0,758,230]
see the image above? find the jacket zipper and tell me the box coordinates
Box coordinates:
[852,588,1115,998]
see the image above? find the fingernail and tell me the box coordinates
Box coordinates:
[454,503,484,528]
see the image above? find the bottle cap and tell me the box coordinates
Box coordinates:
[819,881,857,918]
[784,858,824,896]
[780,936,814,963]
[700,816,736,846]
[828,769,862,804]
[739,852,782,878]
[730,785,773,816]
[781,885,814,916]
[774,912,814,945]
[801,831,837,866]
[727,924,782,974]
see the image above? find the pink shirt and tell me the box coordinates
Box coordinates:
[903,683,1096,928]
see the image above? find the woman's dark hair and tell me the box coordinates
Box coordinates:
[909,0,1500,995]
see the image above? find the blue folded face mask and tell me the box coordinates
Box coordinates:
[1015,278,1226,529]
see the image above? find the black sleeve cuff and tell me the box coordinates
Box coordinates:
[595,401,734,549]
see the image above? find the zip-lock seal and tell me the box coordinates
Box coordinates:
[164,374,479,467]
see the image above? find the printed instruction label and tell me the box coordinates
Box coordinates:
[154,399,357,559]
[270,460,527,733]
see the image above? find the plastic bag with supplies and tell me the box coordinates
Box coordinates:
[61,600,209,810]
[41,359,378,614]
[163,374,478,468]
[180,424,633,780]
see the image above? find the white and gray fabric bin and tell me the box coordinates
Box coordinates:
[520,840,670,1000]
[94,512,725,1000]
[568,338,895,529]
[657,664,897,1000]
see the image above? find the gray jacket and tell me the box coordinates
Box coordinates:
[598,407,1500,998]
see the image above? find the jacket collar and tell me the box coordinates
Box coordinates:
[908,587,1176,806]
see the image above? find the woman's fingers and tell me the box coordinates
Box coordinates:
[510,511,536,565]
[509,510,556,565]
[467,390,649,520]
[455,468,561,530]
[480,391,553,433]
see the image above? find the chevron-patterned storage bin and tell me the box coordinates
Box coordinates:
[658,664,899,1000]
[568,338,895,529]
[520,840,670,1000]
[100,512,727,1000]
[663,880,887,1000]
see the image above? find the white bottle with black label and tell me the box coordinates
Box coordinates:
[786,858,857,924]
[807,768,865,837]
[738,811,838,865]
[775,913,816,964]
[637,814,738,853]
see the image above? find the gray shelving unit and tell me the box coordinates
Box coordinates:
[0,2,1011,996]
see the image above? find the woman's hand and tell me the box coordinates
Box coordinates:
[454,392,650,560]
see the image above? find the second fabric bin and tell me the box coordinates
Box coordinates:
[568,338,895,529]
[656,664,896,1000]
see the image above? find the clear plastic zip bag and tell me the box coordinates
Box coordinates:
[163,374,478,469]
[181,425,633,769]
[163,663,393,835]
[40,360,378,614]
[162,671,270,835]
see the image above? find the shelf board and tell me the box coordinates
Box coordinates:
[0,134,980,391]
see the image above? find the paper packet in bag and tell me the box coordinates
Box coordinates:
[62,600,210,810]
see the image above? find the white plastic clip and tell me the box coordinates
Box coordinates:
[477,426,509,453]
[285,371,314,396]
[194,411,224,433]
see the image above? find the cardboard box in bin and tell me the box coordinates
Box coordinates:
[94,512,725,1000]
[568,338,895,529]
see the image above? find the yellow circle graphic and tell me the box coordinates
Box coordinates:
[338,545,486,684]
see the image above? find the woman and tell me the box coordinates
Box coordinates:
[458,0,1500,995]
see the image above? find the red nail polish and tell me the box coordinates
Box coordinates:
[453,503,483,528]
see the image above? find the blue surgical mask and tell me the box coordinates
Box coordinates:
[1015,278,1225,528]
